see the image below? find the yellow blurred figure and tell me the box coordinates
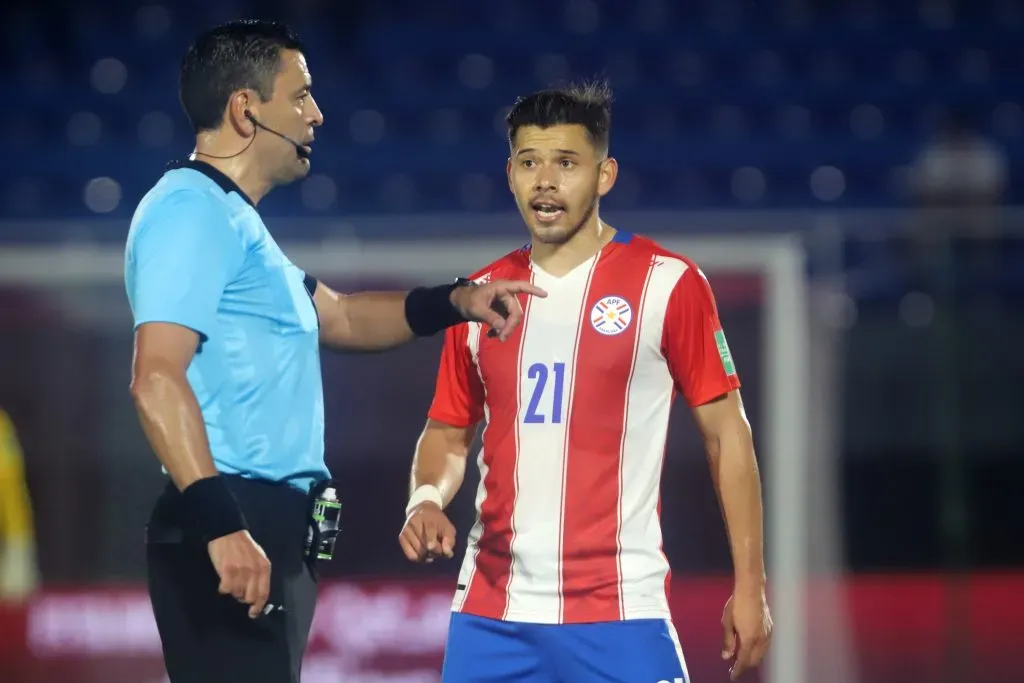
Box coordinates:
[0,407,39,601]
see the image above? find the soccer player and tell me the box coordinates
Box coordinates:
[126,20,544,683]
[0,406,38,601]
[400,81,772,682]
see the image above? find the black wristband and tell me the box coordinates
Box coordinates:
[179,475,248,543]
[404,280,472,337]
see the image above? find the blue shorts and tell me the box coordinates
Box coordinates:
[441,612,690,683]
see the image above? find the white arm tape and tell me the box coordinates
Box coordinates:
[405,484,444,517]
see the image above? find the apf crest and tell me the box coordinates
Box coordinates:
[590,295,633,336]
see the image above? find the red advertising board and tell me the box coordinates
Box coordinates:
[2,573,1022,683]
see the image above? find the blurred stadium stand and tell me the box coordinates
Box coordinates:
[3,0,1023,229]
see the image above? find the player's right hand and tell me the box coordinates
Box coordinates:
[399,503,456,563]
[207,530,272,619]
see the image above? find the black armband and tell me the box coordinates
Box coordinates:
[404,279,474,337]
[179,475,248,543]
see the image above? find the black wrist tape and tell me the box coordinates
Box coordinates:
[404,283,466,337]
[180,475,248,543]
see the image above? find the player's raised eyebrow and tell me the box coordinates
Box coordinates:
[515,148,580,157]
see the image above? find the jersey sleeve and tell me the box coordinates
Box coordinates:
[127,191,246,341]
[427,323,486,428]
[661,266,741,407]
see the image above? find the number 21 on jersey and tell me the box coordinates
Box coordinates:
[523,362,566,424]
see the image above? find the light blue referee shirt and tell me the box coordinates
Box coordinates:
[124,159,328,493]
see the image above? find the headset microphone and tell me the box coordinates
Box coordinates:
[245,110,310,159]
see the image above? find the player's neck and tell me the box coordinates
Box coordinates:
[531,217,616,277]
[191,136,273,205]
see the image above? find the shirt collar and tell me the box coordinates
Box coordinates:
[164,158,257,209]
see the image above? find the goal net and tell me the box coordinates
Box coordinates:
[0,223,852,683]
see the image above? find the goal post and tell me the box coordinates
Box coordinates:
[0,228,847,683]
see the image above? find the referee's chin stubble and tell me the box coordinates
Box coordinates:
[273,148,310,185]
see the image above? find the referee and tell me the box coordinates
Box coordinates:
[125,19,544,683]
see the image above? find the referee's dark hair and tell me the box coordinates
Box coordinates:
[179,19,304,134]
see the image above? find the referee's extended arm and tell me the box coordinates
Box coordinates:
[131,321,271,619]
[310,277,546,350]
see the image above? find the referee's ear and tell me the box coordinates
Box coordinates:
[226,91,258,137]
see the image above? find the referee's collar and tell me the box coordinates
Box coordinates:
[165,159,257,209]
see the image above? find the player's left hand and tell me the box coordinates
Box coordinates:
[450,280,548,342]
[721,589,773,680]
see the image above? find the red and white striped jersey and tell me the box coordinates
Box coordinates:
[427,231,741,624]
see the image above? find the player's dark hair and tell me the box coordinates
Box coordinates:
[179,19,304,133]
[506,79,613,154]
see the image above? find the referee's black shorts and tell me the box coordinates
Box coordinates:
[145,475,318,683]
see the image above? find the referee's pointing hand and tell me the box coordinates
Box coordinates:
[450,280,548,342]
[207,530,272,619]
